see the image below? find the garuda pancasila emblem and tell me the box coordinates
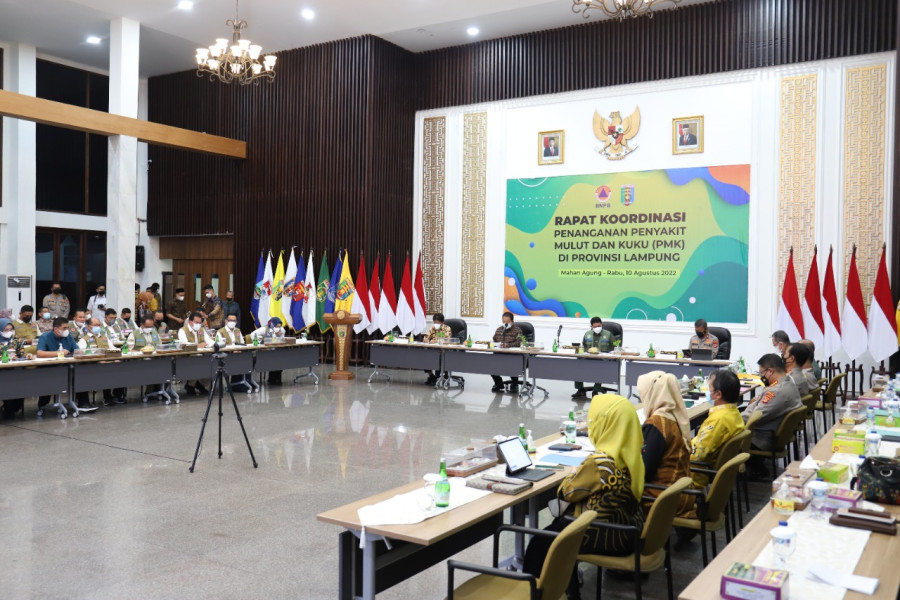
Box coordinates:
[593,107,640,160]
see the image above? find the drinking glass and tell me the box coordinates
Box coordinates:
[421,473,441,514]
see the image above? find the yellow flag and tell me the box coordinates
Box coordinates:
[334,250,356,312]
[269,251,287,324]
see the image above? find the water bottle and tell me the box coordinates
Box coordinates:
[866,406,876,429]
[866,430,882,457]
[552,339,558,353]
[526,430,535,453]
[519,423,527,448]
[253,334,259,347]
[1,345,8,364]
[886,400,897,428]
[466,335,473,348]
[808,478,829,520]
[434,459,450,508]
[770,520,797,569]
[647,343,655,358]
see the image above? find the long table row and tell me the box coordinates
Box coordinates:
[367,341,731,394]
[0,342,322,417]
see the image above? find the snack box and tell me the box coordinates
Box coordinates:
[831,435,866,455]
[825,488,862,512]
[721,562,789,600]
[857,396,883,409]
[817,462,849,484]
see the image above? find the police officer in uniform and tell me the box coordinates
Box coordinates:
[35,306,55,335]
[742,353,802,475]
[573,316,615,399]
[785,343,817,397]
[42,282,70,319]
[689,318,719,354]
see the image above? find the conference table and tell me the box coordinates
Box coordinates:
[679,424,900,600]
[317,433,570,600]
[0,341,322,418]
[367,340,732,397]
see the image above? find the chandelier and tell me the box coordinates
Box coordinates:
[572,0,682,20]
[195,0,276,85]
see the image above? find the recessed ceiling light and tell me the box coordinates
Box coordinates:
[177,1,194,10]
[466,26,479,36]
[301,8,315,20]
[86,36,102,44]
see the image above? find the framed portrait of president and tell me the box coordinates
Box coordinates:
[538,130,565,165]
[672,116,704,155]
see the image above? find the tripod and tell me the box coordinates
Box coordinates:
[189,347,259,472]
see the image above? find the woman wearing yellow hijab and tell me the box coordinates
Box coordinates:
[523,394,646,599]
[637,370,694,517]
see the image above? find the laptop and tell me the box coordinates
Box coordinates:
[689,348,714,361]
[496,437,555,482]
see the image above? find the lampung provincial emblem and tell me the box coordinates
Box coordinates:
[593,107,640,160]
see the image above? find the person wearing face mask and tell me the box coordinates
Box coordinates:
[573,316,615,399]
[689,369,745,489]
[103,308,123,342]
[0,317,34,419]
[742,353,802,476]
[42,282,70,319]
[217,314,246,346]
[68,309,89,342]
[490,312,522,393]
[166,288,189,331]
[153,310,169,335]
[36,317,97,412]
[13,304,39,343]
[36,306,55,334]
[86,284,107,321]
[79,317,110,351]
[126,316,162,351]
[178,312,213,395]
[250,318,286,386]
[784,343,817,397]
[421,313,452,385]
[688,318,719,355]
[221,290,241,324]
[118,307,137,332]
[201,285,224,330]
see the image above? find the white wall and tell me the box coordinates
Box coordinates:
[414,52,895,372]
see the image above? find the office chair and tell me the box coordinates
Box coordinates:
[707,327,732,360]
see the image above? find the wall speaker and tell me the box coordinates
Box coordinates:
[136,245,145,272]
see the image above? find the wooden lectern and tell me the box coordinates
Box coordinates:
[324,310,361,380]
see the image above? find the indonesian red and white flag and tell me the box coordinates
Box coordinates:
[867,245,899,362]
[367,255,381,334]
[800,247,825,349]
[413,253,427,335]
[775,249,804,342]
[351,253,371,334]
[395,254,416,336]
[377,254,398,334]
[841,246,868,360]
[821,247,842,358]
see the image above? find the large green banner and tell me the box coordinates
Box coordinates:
[505,165,749,323]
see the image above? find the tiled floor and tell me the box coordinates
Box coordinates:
[0,364,773,599]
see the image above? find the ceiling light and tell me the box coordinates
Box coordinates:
[572,0,682,20]
[466,26,479,36]
[177,1,194,9]
[301,8,315,20]
[86,36,102,44]
[195,0,276,85]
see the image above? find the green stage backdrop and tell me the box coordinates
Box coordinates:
[505,165,750,323]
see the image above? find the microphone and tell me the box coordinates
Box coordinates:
[556,324,563,345]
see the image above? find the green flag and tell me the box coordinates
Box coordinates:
[316,252,331,333]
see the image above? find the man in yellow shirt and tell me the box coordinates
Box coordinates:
[690,369,745,488]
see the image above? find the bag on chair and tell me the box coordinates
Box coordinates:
[854,456,900,505]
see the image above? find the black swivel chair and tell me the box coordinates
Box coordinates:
[708,326,732,360]
[442,319,468,390]
[601,320,623,346]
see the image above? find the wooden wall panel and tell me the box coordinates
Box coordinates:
[148,36,415,330]
[416,0,897,109]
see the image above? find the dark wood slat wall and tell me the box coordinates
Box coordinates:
[148,36,415,329]
[416,0,896,110]
[147,0,897,331]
